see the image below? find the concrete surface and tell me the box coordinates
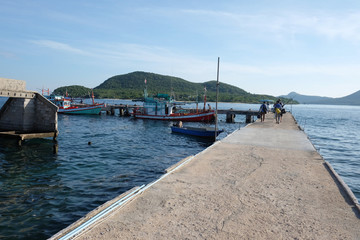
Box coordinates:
[54,112,360,240]
[0,77,26,92]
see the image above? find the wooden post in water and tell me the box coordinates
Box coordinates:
[245,114,254,123]
[226,111,235,123]
[119,108,124,116]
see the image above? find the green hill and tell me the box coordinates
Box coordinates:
[54,71,295,103]
[53,85,92,98]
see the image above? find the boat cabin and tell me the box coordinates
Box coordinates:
[46,94,71,109]
[143,93,174,116]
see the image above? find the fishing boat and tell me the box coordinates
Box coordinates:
[132,84,215,122]
[171,126,223,138]
[171,58,222,139]
[45,92,104,115]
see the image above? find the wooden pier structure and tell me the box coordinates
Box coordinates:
[217,108,259,123]
[51,113,360,239]
[101,104,140,116]
[102,104,258,123]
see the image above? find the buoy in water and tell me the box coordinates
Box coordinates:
[88,141,92,145]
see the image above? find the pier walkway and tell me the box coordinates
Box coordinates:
[53,113,359,239]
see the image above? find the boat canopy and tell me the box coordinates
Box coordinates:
[259,99,274,103]
[144,93,173,103]
[154,93,171,100]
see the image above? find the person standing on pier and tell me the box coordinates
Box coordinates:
[274,100,282,124]
[259,102,267,122]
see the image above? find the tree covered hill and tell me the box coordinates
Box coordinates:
[53,85,92,98]
[54,71,294,103]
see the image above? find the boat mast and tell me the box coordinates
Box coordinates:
[91,89,95,105]
[42,88,50,96]
[215,57,220,140]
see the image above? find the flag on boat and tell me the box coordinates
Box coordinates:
[144,78,147,84]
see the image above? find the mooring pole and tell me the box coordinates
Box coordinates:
[215,57,220,140]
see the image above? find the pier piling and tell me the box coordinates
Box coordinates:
[226,111,235,123]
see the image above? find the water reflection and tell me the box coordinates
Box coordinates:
[0,138,61,239]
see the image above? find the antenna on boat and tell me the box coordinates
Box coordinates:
[170,87,175,101]
[196,90,199,113]
[144,78,148,99]
[203,85,207,111]
[215,57,220,140]
[170,78,175,100]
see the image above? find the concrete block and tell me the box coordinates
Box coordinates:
[0,78,26,91]
[0,93,58,133]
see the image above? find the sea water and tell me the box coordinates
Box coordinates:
[0,99,359,239]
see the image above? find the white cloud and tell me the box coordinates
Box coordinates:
[310,12,360,41]
[181,8,360,42]
[0,51,17,59]
[30,40,87,54]
[222,61,360,77]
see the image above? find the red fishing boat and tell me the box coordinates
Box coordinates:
[132,83,215,122]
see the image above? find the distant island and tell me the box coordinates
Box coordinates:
[54,71,296,104]
[52,71,360,105]
[280,91,360,105]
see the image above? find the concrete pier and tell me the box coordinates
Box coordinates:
[52,113,359,239]
[0,78,58,144]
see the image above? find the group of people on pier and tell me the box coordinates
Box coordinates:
[259,99,284,123]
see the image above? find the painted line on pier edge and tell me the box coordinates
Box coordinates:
[57,185,146,240]
[55,139,223,240]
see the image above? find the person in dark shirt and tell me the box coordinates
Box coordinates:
[274,100,282,124]
[259,102,267,122]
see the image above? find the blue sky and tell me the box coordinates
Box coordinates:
[1,0,360,98]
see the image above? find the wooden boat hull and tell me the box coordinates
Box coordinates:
[58,105,103,115]
[133,111,215,122]
[171,126,223,138]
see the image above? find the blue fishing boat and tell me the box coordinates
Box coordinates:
[170,126,223,139]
